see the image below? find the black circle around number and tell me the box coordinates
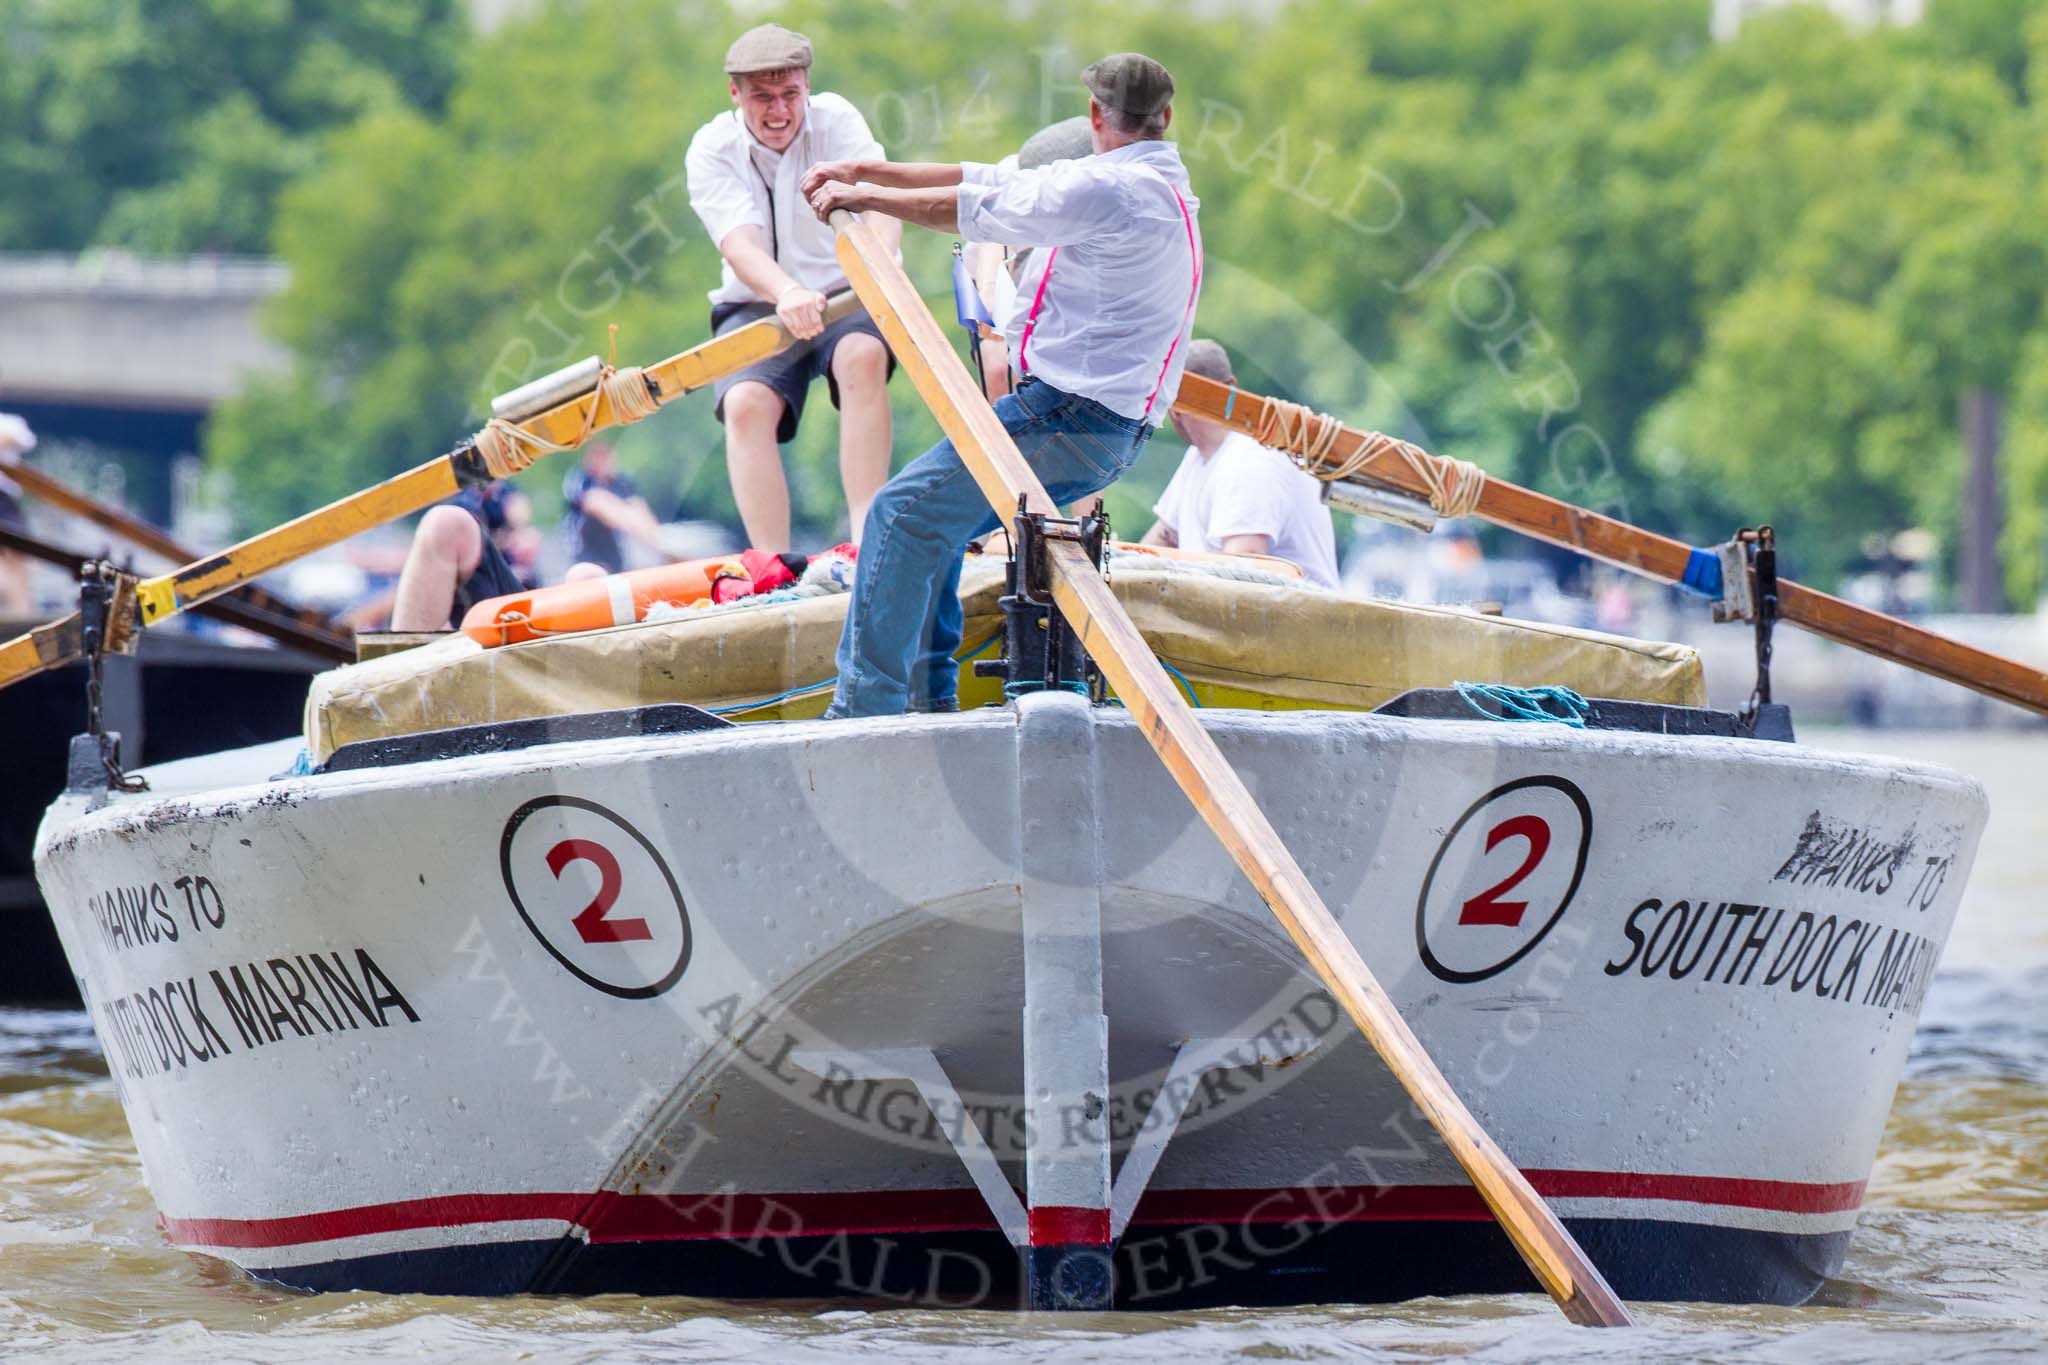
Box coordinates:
[500,795,691,999]
[1415,775,1592,985]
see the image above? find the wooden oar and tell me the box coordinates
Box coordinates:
[1172,375,2048,718]
[829,209,1631,1327]
[0,523,352,661]
[4,451,347,638]
[0,293,860,692]
[6,455,214,563]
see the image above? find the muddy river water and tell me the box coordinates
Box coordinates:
[1,727,2042,1361]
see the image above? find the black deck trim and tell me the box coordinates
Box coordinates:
[318,704,735,774]
[1372,689,1795,743]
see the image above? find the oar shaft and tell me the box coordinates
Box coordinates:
[5,457,195,563]
[139,460,461,624]
[6,456,344,634]
[0,524,352,661]
[0,614,83,686]
[1775,580,2046,714]
[831,208,1630,1327]
[133,294,859,628]
[0,294,859,690]
[1172,375,2048,717]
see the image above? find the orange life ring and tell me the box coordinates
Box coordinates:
[461,555,747,647]
[464,540,1302,648]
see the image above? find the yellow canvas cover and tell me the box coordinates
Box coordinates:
[305,560,1705,762]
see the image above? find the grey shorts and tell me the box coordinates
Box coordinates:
[710,301,895,444]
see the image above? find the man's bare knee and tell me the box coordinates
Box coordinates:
[831,335,889,389]
[724,382,785,436]
[563,561,607,583]
[418,505,482,571]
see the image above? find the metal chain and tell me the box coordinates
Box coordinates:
[1740,526,1778,726]
[79,563,148,793]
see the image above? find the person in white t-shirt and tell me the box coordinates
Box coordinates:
[1142,340,1340,586]
[684,24,903,552]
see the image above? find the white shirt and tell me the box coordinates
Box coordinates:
[962,154,1022,326]
[957,141,1202,423]
[1153,433,1341,587]
[685,93,888,307]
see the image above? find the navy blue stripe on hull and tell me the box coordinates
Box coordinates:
[241,1217,1851,1308]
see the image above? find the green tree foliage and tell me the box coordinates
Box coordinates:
[198,0,2048,603]
[0,0,463,253]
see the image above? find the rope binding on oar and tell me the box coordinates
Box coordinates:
[1249,393,1487,520]
[470,325,662,478]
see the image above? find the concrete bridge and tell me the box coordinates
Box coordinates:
[0,253,288,518]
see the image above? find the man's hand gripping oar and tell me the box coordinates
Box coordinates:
[827,206,1633,1328]
[0,295,860,693]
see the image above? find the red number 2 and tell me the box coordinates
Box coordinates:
[1459,815,1551,927]
[547,839,652,944]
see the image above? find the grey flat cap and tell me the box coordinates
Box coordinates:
[1018,116,1093,169]
[1082,52,1175,119]
[725,23,813,75]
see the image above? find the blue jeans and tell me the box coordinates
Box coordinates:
[830,378,1153,716]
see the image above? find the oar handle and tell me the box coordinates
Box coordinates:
[816,288,863,332]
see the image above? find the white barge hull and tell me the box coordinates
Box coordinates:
[34,699,1984,1307]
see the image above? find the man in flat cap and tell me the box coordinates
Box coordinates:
[800,53,1201,716]
[685,23,901,553]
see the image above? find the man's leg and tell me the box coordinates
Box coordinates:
[829,333,892,543]
[829,435,999,717]
[722,380,792,553]
[918,395,1150,707]
[391,506,483,631]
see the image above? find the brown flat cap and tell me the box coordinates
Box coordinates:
[1082,52,1175,119]
[725,23,813,76]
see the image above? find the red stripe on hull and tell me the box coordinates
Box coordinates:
[162,1169,1866,1252]
[1028,1205,1110,1246]
[1532,1170,1864,1215]
[162,1192,587,1249]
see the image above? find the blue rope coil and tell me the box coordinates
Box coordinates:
[1452,682,1591,728]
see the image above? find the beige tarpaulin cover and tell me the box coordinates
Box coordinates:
[306,560,1705,762]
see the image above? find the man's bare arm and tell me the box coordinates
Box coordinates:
[1140,521,1178,549]
[800,159,962,196]
[868,207,904,257]
[719,225,827,338]
[1219,532,1274,557]
[808,182,958,233]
